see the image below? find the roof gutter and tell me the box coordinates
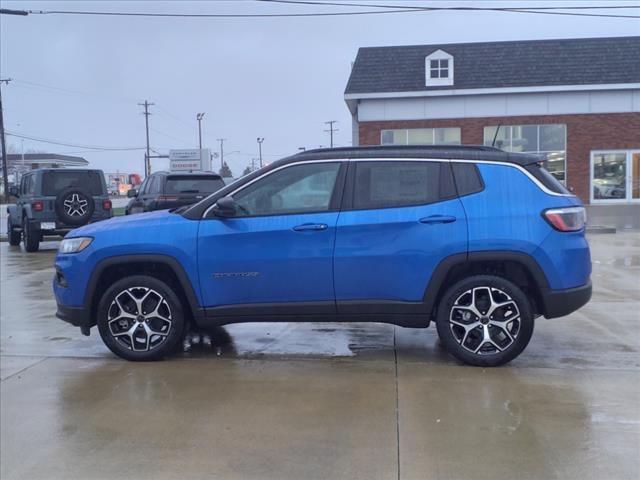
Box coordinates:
[344,82,640,101]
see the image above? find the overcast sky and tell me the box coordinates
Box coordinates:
[1,0,639,175]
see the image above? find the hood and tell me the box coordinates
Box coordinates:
[67,210,180,237]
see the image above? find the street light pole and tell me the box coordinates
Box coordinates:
[257,137,264,168]
[217,138,226,170]
[196,113,205,151]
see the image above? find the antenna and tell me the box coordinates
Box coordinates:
[491,124,502,147]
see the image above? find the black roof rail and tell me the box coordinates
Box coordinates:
[282,145,543,166]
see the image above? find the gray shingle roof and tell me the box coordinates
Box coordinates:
[345,36,640,95]
[6,153,88,167]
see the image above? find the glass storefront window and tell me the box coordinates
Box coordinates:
[484,124,566,182]
[407,129,434,145]
[540,125,565,151]
[381,127,461,146]
[591,150,640,203]
[434,127,461,145]
[484,126,510,151]
[632,153,640,200]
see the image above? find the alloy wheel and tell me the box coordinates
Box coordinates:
[107,287,173,352]
[449,286,521,355]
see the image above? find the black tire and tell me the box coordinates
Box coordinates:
[55,187,95,226]
[22,217,40,252]
[7,216,21,246]
[435,275,534,367]
[97,275,186,361]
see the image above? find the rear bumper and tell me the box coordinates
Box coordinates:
[56,303,93,335]
[541,281,592,319]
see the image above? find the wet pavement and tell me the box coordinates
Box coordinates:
[1,234,639,479]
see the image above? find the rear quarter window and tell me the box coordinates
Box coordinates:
[525,163,571,194]
[42,171,104,196]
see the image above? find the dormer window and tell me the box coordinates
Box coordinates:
[425,49,454,87]
[430,59,449,79]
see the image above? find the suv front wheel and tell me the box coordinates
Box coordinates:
[7,216,21,246]
[436,275,534,367]
[97,275,185,361]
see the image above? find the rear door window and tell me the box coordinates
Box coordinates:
[165,176,225,194]
[451,163,484,196]
[351,161,447,210]
[42,171,103,196]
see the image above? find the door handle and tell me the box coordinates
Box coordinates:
[419,215,457,225]
[293,223,328,232]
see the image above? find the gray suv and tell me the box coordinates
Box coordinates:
[7,169,112,252]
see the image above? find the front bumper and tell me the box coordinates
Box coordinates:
[541,281,592,319]
[55,303,93,335]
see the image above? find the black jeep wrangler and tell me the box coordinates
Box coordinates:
[7,168,112,252]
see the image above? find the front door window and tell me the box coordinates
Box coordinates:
[232,162,341,217]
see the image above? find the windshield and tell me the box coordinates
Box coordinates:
[165,176,225,194]
[42,171,104,196]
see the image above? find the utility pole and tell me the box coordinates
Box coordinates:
[217,138,226,169]
[138,100,154,177]
[324,121,338,148]
[0,78,10,198]
[251,158,256,172]
[196,112,205,151]
[257,137,264,168]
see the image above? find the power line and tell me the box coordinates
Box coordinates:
[5,131,145,151]
[263,0,640,10]
[262,1,640,18]
[150,127,190,145]
[2,3,637,19]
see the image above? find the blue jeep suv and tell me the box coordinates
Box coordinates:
[53,146,591,366]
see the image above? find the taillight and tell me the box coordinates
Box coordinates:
[543,207,586,232]
[32,201,44,212]
[102,199,112,210]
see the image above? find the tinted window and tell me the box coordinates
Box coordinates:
[42,171,103,196]
[233,162,341,217]
[147,176,161,194]
[165,176,225,194]
[353,161,442,209]
[137,178,148,194]
[451,163,484,196]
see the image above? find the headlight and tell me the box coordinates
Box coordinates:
[59,237,93,254]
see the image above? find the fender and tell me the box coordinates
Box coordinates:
[423,250,551,314]
[6,204,20,227]
[84,254,205,321]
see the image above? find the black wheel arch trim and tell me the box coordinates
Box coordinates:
[83,254,205,321]
[423,250,552,316]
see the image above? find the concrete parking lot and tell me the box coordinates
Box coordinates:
[1,233,639,480]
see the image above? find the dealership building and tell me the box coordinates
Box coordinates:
[345,36,640,228]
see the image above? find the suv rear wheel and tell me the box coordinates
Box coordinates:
[436,275,534,367]
[7,216,21,246]
[22,217,40,252]
[97,275,185,361]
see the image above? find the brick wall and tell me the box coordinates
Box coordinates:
[358,112,640,203]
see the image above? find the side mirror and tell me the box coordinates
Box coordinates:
[127,188,138,198]
[212,196,237,217]
[8,186,19,198]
